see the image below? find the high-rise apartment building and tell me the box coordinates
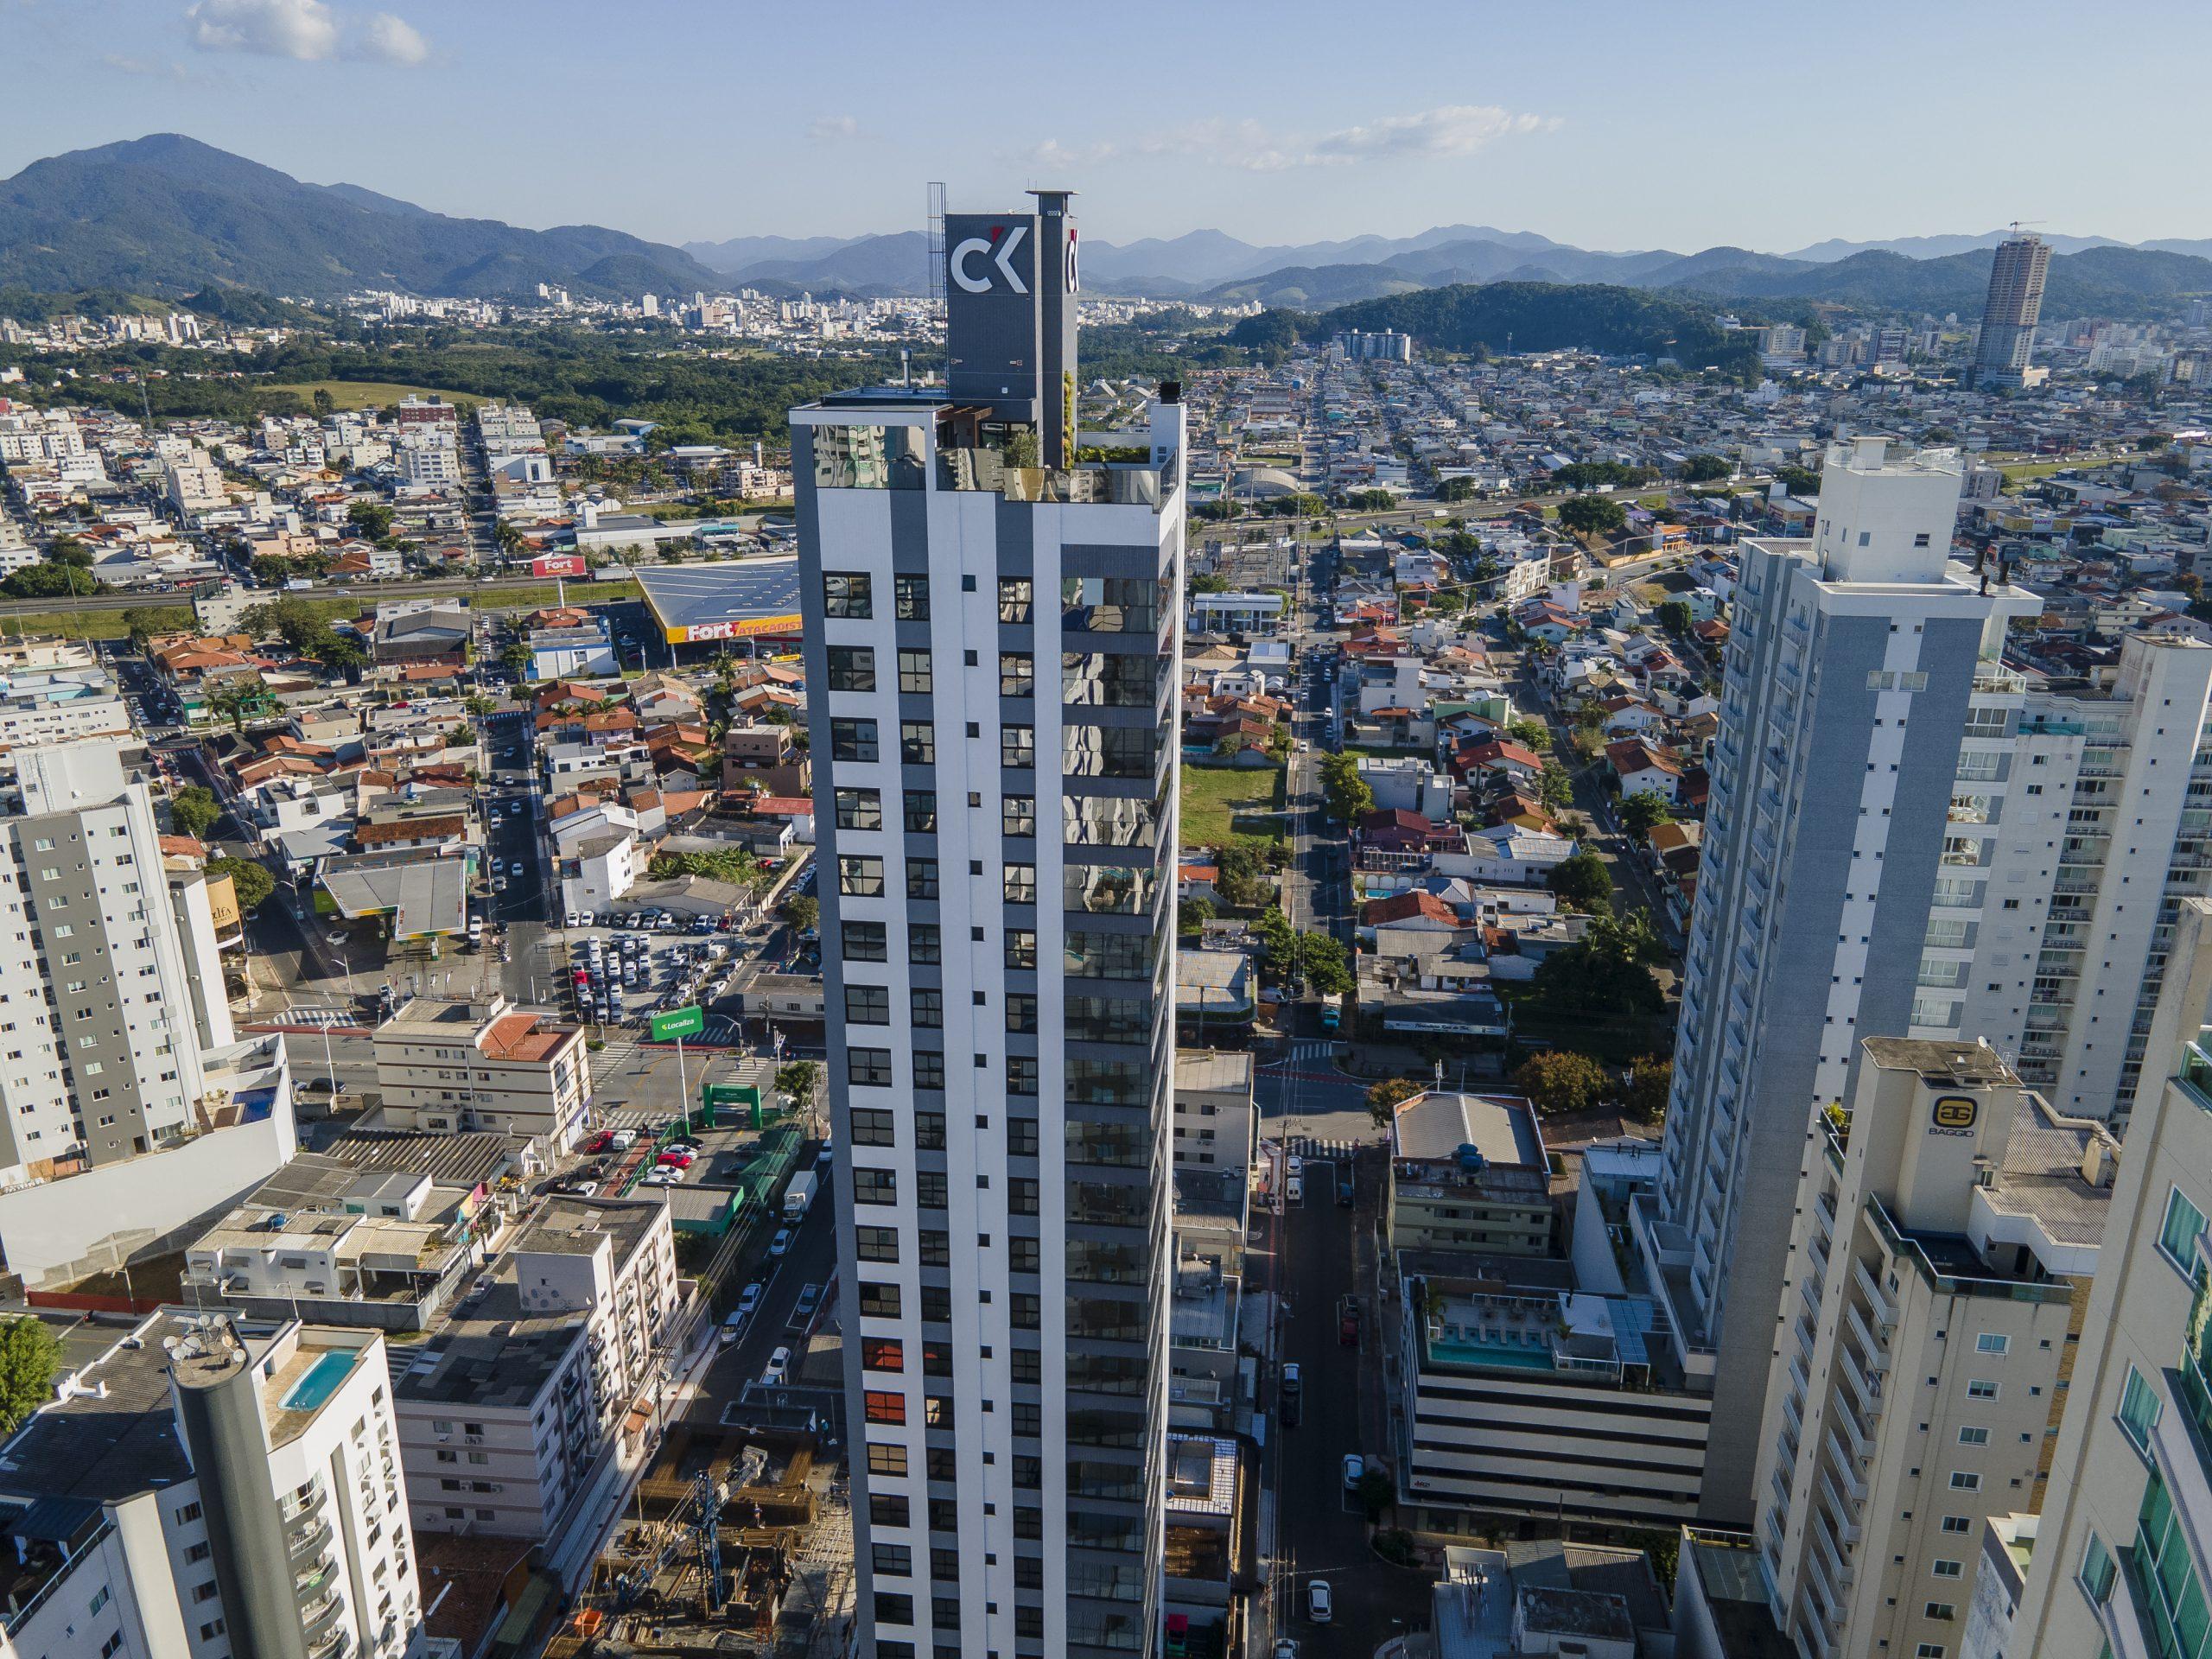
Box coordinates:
[0,739,236,1180]
[1910,633,2212,1121]
[1751,1037,2113,1659]
[0,1311,422,1659]
[1997,897,2212,1659]
[1974,234,2051,387]
[1636,438,2037,1522]
[799,191,1184,1659]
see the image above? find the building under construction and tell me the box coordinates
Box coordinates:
[545,1424,827,1658]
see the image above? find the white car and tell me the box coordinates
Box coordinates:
[1307,1581,1332,1625]
[718,1312,747,1346]
[1342,1454,1364,1491]
[769,1228,793,1257]
[565,912,582,928]
[760,1345,791,1386]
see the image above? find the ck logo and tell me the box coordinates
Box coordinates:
[950,224,1028,296]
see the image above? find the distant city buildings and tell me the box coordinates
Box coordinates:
[1334,328,1414,363]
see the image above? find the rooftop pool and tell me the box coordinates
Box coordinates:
[281,1349,357,1414]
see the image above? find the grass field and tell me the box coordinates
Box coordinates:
[266,380,483,413]
[0,579,646,645]
[1179,763,1287,849]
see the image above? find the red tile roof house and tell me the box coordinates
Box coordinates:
[1358,890,1465,936]
[1454,739,1544,788]
[1603,738,1685,803]
[1357,808,1458,855]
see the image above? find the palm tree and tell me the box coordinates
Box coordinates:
[207,681,259,734]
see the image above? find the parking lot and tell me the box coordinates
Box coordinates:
[556,914,752,1030]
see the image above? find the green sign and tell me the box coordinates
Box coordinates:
[651,1006,703,1041]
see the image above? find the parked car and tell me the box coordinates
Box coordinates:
[656,1148,696,1168]
[719,1312,747,1346]
[607,1128,639,1150]
[1342,1454,1364,1491]
[1307,1581,1332,1624]
[736,1282,765,1318]
[793,1283,823,1320]
[760,1346,791,1386]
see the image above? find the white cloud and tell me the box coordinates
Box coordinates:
[806,115,862,143]
[185,0,339,59]
[183,0,429,65]
[1310,105,1560,162]
[1023,103,1556,175]
[350,11,425,65]
[103,52,194,79]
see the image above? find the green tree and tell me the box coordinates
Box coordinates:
[1212,843,1268,909]
[775,1059,821,1103]
[1346,488,1396,512]
[318,635,367,681]
[1617,792,1676,840]
[1556,494,1628,538]
[1249,907,1296,981]
[311,387,336,416]
[346,500,394,539]
[208,855,276,915]
[1188,573,1231,595]
[1505,716,1551,752]
[3,563,101,600]
[1366,1076,1423,1130]
[492,519,525,556]
[170,785,221,841]
[205,680,262,734]
[1656,600,1694,636]
[1436,475,1480,502]
[1679,454,1732,483]
[47,535,92,569]
[782,893,818,934]
[1178,896,1215,937]
[500,640,534,677]
[124,609,168,651]
[1546,849,1612,912]
[0,1318,62,1437]
[1624,1054,1672,1122]
[1529,910,1666,1017]
[1513,1050,1611,1117]
[1297,933,1353,996]
[1319,753,1375,823]
[1537,759,1573,810]
[1775,464,1821,497]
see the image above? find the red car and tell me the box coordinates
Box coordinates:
[588,1130,616,1154]
[656,1148,696,1169]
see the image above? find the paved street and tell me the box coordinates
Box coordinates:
[1262,1147,1426,1654]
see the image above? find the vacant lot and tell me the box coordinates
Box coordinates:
[268,380,481,413]
[1179,763,1287,849]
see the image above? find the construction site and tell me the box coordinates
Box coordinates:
[544,1422,851,1659]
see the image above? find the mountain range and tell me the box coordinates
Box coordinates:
[2,135,2209,323]
[687,220,2212,318]
[0,134,721,301]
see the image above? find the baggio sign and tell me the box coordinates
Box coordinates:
[950,224,1030,295]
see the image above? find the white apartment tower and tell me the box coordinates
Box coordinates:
[0,740,232,1182]
[1637,439,2037,1523]
[800,191,1182,1659]
[0,1312,423,1659]
[1999,897,2212,1659]
[1751,1037,2112,1659]
[1912,633,2212,1122]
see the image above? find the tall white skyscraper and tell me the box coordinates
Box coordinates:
[799,191,1183,1659]
[1635,439,2037,1522]
[1974,233,2051,387]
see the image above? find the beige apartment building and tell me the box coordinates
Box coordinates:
[374,994,592,1151]
[393,1196,681,1583]
[1751,1037,2114,1659]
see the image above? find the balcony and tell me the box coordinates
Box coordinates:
[1824,1429,1867,1503]
[288,1516,334,1566]
[1853,1260,1896,1331]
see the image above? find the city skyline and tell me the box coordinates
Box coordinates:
[4,0,2212,251]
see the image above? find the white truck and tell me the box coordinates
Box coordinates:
[783,1169,818,1222]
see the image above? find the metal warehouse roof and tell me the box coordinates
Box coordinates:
[634,558,803,645]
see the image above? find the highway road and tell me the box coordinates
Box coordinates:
[0,569,640,620]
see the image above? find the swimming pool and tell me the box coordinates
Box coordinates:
[281,1350,357,1414]
[1428,1338,1557,1372]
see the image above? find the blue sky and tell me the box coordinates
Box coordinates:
[3,0,2207,252]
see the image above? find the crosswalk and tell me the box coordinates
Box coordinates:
[284,1007,363,1030]
[1278,1135,1363,1160]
